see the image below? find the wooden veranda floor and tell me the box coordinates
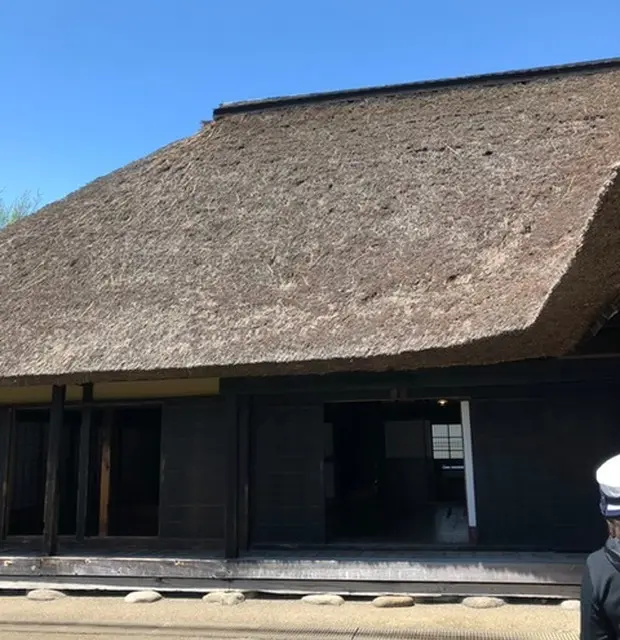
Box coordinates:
[0,538,585,598]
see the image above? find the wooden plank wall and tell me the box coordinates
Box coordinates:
[471,387,619,551]
[251,398,326,545]
[159,398,227,545]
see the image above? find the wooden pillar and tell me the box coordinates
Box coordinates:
[0,407,14,540]
[75,383,93,541]
[98,408,112,537]
[224,395,240,559]
[461,400,478,544]
[237,396,251,554]
[43,385,66,555]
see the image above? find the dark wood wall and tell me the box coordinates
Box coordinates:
[251,398,326,545]
[471,388,620,551]
[159,398,227,545]
[0,356,617,554]
[237,359,620,552]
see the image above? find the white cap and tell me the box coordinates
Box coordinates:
[596,455,620,517]
[597,455,620,498]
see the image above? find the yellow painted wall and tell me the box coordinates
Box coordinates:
[0,385,82,405]
[93,378,219,400]
[0,378,219,405]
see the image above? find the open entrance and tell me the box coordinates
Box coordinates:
[6,405,161,539]
[324,399,468,546]
[7,409,82,536]
[106,407,161,536]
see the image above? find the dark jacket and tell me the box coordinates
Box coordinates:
[582,539,620,639]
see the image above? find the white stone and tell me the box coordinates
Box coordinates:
[372,595,415,608]
[203,590,245,606]
[124,590,162,603]
[26,589,67,602]
[301,593,345,606]
[462,596,505,609]
[561,599,581,611]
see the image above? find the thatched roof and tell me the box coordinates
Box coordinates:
[1,60,620,384]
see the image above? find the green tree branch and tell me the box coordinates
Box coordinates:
[0,190,41,228]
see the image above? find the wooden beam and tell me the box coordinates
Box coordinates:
[98,409,112,537]
[221,357,620,395]
[75,384,93,541]
[227,379,620,406]
[237,396,251,554]
[224,395,240,559]
[43,385,66,555]
[0,407,14,540]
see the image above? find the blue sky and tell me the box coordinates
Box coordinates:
[1,0,618,207]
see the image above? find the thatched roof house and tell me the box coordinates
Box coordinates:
[2,59,620,384]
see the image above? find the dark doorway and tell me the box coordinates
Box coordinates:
[329,403,384,539]
[107,407,161,536]
[7,406,161,539]
[325,400,468,546]
[7,410,49,535]
[7,409,83,536]
[58,410,82,535]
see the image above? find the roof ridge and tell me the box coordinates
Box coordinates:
[214,57,620,118]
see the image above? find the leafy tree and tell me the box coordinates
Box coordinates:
[0,190,41,228]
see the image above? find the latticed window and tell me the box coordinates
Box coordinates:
[431,423,464,460]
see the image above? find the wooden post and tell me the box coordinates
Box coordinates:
[224,395,240,559]
[0,407,14,540]
[460,400,478,544]
[98,409,112,537]
[237,396,251,554]
[75,383,93,541]
[43,385,66,555]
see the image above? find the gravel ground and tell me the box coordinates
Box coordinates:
[0,596,580,639]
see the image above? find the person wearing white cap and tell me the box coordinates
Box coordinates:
[582,454,620,639]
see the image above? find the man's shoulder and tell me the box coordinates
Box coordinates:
[585,546,616,582]
[587,547,608,567]
[586,547,609,570]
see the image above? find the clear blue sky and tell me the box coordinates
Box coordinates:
[1,0,618,207]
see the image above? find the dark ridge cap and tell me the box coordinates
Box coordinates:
[214,57,620,119]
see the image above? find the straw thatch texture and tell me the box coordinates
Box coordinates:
[1,67,620,383]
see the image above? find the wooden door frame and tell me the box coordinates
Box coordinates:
[460,400,478,544]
